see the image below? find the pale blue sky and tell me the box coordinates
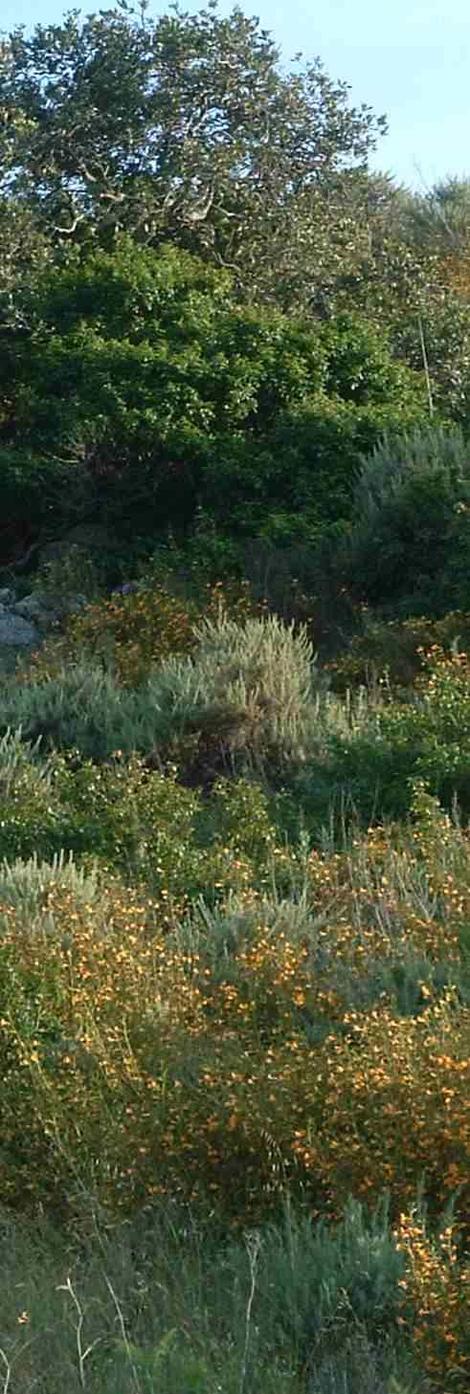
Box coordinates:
[1,0,469,191]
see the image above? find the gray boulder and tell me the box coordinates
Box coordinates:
[0,588,15,606]
[0,612,39,647]
[14,591,87,628]
[14,594,56,624]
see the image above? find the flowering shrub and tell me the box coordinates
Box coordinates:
[395,1213,470,1388]
[1,797,469,1238]
[328,609,470,694]
[314,648,470,824]
[28,581,197,686]
[0,743,285,906]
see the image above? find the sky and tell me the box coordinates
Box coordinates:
[1,0,469,192]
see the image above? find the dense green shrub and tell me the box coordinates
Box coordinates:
[341,427,470,616]
[304,650,470,826]
[0,729,66,861]
[1,241,428,555]
[256,1201,405,1371]
[0,733,289,904]
[0,446,88,566]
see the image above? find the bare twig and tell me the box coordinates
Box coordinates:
[0,1346,11,1394]
[53,213,85,236]
[239,1231,261,1394]
[99,189,126,204]
[418,314,434,418]
[104,1273,143,1394]
[57,1277,101,1389]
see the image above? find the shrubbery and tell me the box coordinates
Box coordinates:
[328,609,470,692]
[28,575,256,686]
[1,768,469,1384]
[0,792,469,1226]
[340,427,470,616]
[29,580,198,686]
[313,650,470,824]
[0,734,287,904]
[1,240,428,561]
[5,613,317,782]
[2,6,470,1388]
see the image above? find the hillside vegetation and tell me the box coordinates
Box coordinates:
[0,6,470,1391]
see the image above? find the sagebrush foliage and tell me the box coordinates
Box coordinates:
[341,427,470,615]
[4,612,317,779]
